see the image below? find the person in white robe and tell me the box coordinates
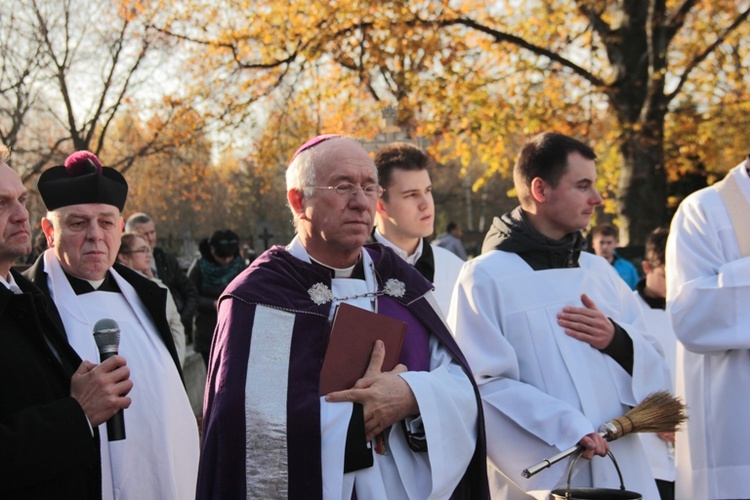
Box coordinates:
[633,227,676,499]
[667,156,750,499]
[25,150,199,500]
[449,132,670,500]
[371,141,464,316]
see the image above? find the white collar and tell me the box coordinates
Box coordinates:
[287,235,374,279]
[0,271,22,294]
[373,230,422,266]
[309,254,358,278]
[287,235,315,264]
[85,277,106,289]
[287,235,380,313]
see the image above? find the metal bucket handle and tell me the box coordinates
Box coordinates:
[563,450,627,498]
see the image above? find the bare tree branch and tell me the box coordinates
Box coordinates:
[19,137,68,183]
[440,16,606,89]
[93,31,152,154]
[85,20,130,149]
[150,25,300,70]
[31,0,83,148]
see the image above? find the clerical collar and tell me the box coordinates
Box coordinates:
[286,235,367,279]
[309,254,365,279]
[64,270,121,295]
[373,229,422,266]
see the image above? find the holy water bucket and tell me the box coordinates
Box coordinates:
[549,451,642,500]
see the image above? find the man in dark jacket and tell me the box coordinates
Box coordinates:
[187,229,246,367]
[0,146,132,498]
[125,212,198,337]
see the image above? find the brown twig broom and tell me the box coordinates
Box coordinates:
[522,391,687,478]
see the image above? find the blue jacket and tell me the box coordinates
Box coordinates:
[613,252,640,290]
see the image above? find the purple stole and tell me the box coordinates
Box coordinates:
[378,296,431,371]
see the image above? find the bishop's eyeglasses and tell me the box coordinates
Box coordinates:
[306,182,384,199]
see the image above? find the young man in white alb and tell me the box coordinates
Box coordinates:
[372,142,464,316]
[449,132,670,499]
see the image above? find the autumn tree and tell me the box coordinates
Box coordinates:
[153,0,750,245]
[151,1,520,242]
[436,1,750,244]
[117,107,215,250]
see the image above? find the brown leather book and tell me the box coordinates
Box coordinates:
[319,302,407,395]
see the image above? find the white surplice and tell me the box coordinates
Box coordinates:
[429,245,465,317]
[42,251,199,500]
[286,238,478,500]
[632,292,676,483]
[667,162,750,499]
[372,232,464,317]
[449,250,668,500]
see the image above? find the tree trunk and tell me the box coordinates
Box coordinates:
[603,0,669,246]
[616,113,668,247]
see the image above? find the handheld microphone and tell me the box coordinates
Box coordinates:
[93,318,126,441]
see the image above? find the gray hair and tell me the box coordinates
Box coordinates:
[286,148,322,198]
[45,211,60,227]
[125,212,153,232]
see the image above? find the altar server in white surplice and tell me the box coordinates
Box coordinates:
[371,142,464,317]
[667,156,750,500]
[448,132,670,500]
[24,150,199,500]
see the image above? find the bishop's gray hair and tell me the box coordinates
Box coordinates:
[285,149,320,200]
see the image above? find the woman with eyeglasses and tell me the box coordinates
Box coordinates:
[117,232,186,366]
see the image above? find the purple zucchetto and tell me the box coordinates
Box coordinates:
[288,134,342,165]
[38,150,128,211]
